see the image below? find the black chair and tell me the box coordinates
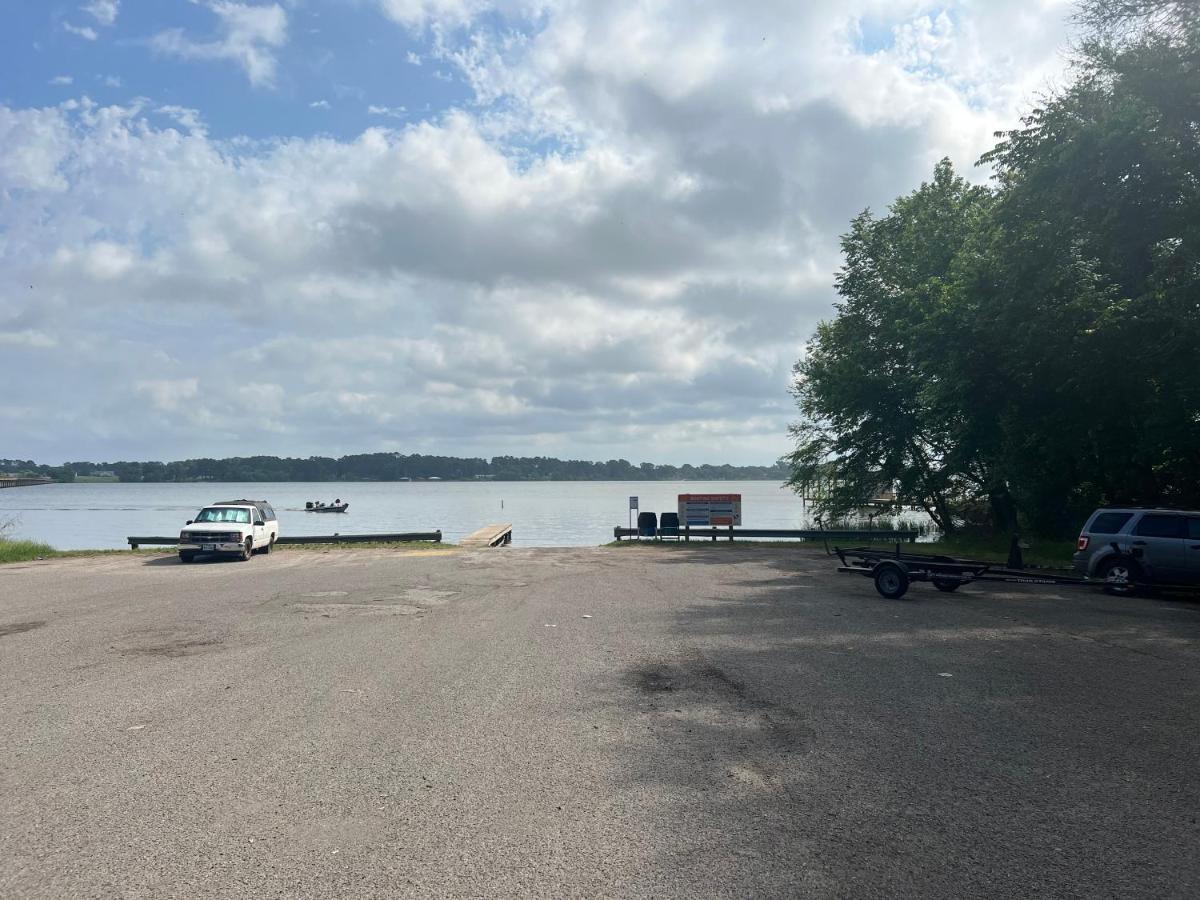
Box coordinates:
[637,511,658,539]
[659,512,680,540]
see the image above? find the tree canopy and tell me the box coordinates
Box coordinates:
[789,0,1200,536]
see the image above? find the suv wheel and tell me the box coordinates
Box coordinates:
[241,538,253,561]
[1100,557,1140,595]
[262,534,274,554]
[179,552,195,564]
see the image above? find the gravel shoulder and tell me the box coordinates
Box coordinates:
[2,545,1198,898]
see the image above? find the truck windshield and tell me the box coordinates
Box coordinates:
[194,507,250,524]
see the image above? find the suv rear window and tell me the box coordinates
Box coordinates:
[1189,518,1200,540]
[1134,514,1184,538]
[1088,512,1133,534]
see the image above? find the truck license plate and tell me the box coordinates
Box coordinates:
[202,544,215,551]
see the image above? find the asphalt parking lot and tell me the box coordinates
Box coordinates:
[1,544,1198,898]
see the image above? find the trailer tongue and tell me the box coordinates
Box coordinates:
[833,544,1108,599]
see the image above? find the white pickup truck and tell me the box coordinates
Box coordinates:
[178,499,279,563]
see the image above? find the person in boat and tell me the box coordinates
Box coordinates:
[334,499,341,506]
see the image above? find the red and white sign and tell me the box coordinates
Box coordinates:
[678,493,742,527]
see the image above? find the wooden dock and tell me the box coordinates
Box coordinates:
[460,524,513,548]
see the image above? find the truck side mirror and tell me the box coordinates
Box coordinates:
[186,520,193,525]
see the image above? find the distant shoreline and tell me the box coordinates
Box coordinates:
[23,477,791,484]
[3,453,791,485]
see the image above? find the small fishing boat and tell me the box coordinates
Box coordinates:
[305,501,349,513]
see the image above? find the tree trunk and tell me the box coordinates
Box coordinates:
[988,484,1019,533]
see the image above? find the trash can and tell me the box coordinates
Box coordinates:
[637,511,658,538]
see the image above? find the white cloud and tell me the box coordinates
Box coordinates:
[0,330,58,349]
[101,75,123,88]
[49,75,74,86]
[375,0,493,29]
[367,104,407,118]
[82,0,121,27]
[150,1,288,88]
[156,105,208,135]
[0,2,1079,463]
[310,99,331,109]
[135,378,198,413]
[406,51,422,65]
[0,105,72,191]
[63,23,99,41]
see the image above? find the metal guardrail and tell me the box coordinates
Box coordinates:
[127,531,442,549]
[613,526,919,542]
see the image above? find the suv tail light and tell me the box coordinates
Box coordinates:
[1077,536,1089,551]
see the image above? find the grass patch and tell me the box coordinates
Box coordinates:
[0,540,173,565]
[0,538,60,564]
[872,534,1074,569]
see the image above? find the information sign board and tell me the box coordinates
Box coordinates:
[678,493,742,527]
[629,496,639,510]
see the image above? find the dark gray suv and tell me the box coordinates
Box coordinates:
[1074,507,1200,592]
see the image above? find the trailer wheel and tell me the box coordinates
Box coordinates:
[873,561,910,599]
[933,579,960,592]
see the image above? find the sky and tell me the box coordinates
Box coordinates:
[1,0,1078,466]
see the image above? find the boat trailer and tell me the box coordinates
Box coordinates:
[832,544,1110,599]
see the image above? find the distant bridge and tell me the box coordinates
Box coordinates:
[0,476,55,489]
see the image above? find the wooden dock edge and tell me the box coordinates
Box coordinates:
[460,524,513,548]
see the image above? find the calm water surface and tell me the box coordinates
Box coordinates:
[0,481,924,550]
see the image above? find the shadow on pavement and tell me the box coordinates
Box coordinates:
[598,545,1200,897]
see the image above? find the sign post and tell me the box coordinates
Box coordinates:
[629,496,638,537]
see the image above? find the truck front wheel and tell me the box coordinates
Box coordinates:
[241,538,253,561]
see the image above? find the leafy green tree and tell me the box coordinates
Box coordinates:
[788,160,994,533]
[790,0,1200,536]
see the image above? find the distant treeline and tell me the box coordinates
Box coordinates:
[1,454,790,483]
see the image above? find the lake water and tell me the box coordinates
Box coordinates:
[0,481,928,550]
